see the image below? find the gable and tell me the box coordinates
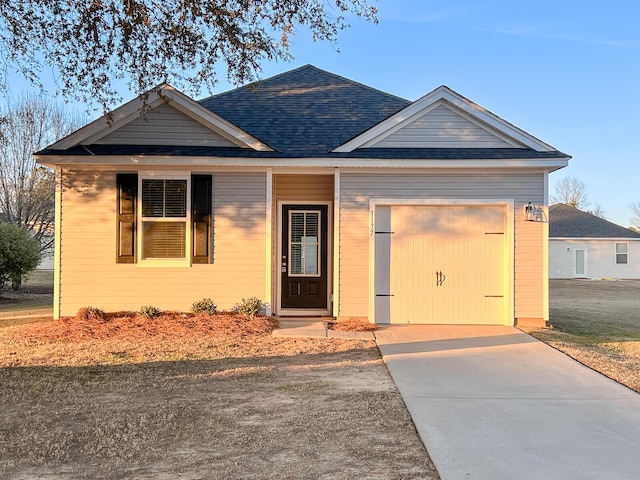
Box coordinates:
[334,85,558,153]
[93,104,239,147]
[362,103,517,149]
[46,83,273,151]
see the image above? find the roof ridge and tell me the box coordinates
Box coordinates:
[198,64,409,103]
[302,65,409,103]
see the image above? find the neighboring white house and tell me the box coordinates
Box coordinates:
[549,204,640,279]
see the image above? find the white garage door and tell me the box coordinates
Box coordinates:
[375,205,507,324]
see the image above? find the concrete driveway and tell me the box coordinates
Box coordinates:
[375,325,640,480]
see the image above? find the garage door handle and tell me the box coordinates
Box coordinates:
[436,270,446,286]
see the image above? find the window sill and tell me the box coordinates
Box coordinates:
[137,259,191,268]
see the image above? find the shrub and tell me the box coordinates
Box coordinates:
[234,297,265,319]
[138,305,162,319]
[0,223,41,289]
[191,298,217,315]
[77,306,106,321]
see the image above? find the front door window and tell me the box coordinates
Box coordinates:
[289,211,320,276]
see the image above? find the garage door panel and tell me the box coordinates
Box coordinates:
[382,205,506,325]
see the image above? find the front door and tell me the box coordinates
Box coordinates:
[573,248,588,278]
[281,204,328,309]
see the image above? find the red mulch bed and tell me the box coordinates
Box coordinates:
[327,317,377,332]
[21,311,278,342]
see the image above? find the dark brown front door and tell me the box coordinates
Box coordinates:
[281,204,328,309]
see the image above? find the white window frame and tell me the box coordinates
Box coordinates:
[137,171,191,267]
[615,242,629,265]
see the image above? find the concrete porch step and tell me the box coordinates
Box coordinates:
[272,318,375,340]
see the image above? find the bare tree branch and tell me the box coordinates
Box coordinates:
[551,177,590,210]
[0,95,84,254]
[630,202,640,230]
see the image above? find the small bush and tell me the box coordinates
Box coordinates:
[234,297,265,319]
[138,305,162,319]
[0,223,41,289]
[77,306,106,321]
[191,298,217,315]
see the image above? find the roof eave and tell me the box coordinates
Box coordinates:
[35,154,571,170]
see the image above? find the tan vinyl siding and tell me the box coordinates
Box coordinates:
[514,218,544,319]
[58,168,266,316]
[93,104,239,147]
[339,170,545,321]
[273,175,334,202]
[365,104,515,149]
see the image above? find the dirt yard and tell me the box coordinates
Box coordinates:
[0,312,439,479]
[526,279,640,393]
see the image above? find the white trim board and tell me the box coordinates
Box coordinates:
[36,155,570,171]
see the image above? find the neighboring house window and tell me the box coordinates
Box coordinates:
[116,173,212,265]
[616,242,629,264]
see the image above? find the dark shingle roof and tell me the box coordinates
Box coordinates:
[38,144,569,159]
[198,64,410,153]
[549,204,640,238]
[37,64,571,161]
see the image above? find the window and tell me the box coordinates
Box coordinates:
[289,210,320,276]
[116,173,212,265]
[616,242,629,264]
[141,179,188,260]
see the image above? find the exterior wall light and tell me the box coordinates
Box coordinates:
[524,202,535,221]
[524,202,547,222]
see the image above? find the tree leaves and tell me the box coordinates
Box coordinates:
[0,0,377,111]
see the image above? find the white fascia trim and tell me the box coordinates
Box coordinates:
[35,155,570,171]
[50,84,272,152]
[551,237,640,241]
[333,85,558,153]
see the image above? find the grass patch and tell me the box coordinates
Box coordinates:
[524,279,640,393]
[0,271,53,318]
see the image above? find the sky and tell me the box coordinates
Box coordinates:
[4,0,640,227]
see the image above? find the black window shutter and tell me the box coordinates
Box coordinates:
[116,173,137,263]
[191,174,212,264]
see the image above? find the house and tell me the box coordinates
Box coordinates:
[549,203,640,279]
[36,65,570,326]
